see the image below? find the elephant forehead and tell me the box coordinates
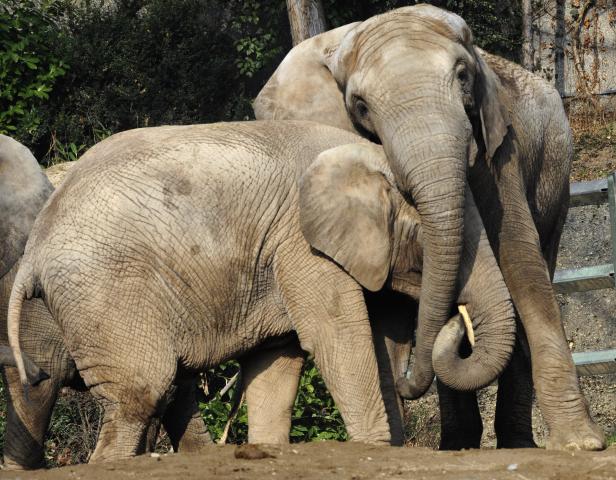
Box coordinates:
[355,5,472,52]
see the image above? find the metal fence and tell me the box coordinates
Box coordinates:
[553,173,616,376]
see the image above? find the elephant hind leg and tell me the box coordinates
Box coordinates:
[162,378,212,452]
[86,351,178,462]
[242,342,305,444]
[89,404,152,462]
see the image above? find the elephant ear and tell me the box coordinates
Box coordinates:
[0,135,54,278]
[253,23,360,133]
[299,143,394,292]
[473,47,511,161]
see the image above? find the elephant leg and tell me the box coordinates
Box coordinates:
[437,380,482,450]
[86,350,177,462]
[89,404,152,462]
[365,290,414,446]
[274,248,391,444]
[1,368,60,469]
[241,342,305,444]
[495,326,537,448]
[145,418,161,452]
[162,378,212,453]
[474,170,605,450]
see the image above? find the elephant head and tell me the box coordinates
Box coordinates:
[298,143,515,392]
[0,135,54,279]
[254,5,510,397]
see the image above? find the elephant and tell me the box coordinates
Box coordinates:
[0,138,210,469]
[0,134,70,469]
[252,4,605,450]
[7,121,515,462]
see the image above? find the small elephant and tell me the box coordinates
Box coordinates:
[253,4,604,450]
[0,139,209,469]
[8,121,515,462]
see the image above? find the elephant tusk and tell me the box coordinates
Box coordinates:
[458,304,475,347]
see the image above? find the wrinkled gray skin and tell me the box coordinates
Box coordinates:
[0,143,209,469]
[8,122,514,462]
[0,134,62,469]
[253,4,605,450]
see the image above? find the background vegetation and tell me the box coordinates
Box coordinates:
[1,0,523,164]
[0,0,526,466]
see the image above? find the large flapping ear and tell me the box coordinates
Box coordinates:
[299,143,395,292]
[253,23,360,133]
[0,135,54,278]
[473,48,511,161]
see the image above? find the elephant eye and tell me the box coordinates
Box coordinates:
[456,65,469,83]
[354,97,369,119]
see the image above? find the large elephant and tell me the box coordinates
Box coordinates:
[253,4,605,450]
[8,121,515,462]
[0,139,210,469]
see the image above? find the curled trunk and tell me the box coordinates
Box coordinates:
[431,187,516,390]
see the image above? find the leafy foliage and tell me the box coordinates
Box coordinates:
[199,362,248,444]
[290,360,347,442]
[0,0,67,139]
[232,0,286,78]
[199,359,346,444]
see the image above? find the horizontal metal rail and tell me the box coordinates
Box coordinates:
[573,349,616,376]
[553,264,614,294]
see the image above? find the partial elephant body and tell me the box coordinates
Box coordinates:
[0,136,67,469]
[252,5,604,450]
[9,121,514,461]
[0,262,75,469]
[0,153,210,469]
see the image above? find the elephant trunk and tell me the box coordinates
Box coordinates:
[432,187,516,390]
[383,109,469,400]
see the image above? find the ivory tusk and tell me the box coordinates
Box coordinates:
[458,304,475,347]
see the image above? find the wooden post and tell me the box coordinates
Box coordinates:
[286,0,327,46]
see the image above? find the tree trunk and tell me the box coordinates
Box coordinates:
[521,0,534,70]
[286,0,327,46]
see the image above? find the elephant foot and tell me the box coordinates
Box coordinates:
[546,419,606,451]
[2,456,44,471]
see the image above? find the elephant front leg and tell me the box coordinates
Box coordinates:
[241,342,305,444]
[365,290,414,446]
[494,326,537,448]
[274,253,391,444]
[491,189,605,450]
[437,380,482,450]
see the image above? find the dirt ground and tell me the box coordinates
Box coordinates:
[0,443,613,480]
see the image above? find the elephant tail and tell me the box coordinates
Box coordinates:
[0,346,49,386]
[7,261,38,387]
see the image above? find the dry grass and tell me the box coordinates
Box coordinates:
[568,107,616,182]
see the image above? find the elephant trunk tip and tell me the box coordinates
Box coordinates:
[395,371,434,400]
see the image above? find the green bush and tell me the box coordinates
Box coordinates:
[0,0,67,140]
[27,0,290,163]
[199,359,346,444]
